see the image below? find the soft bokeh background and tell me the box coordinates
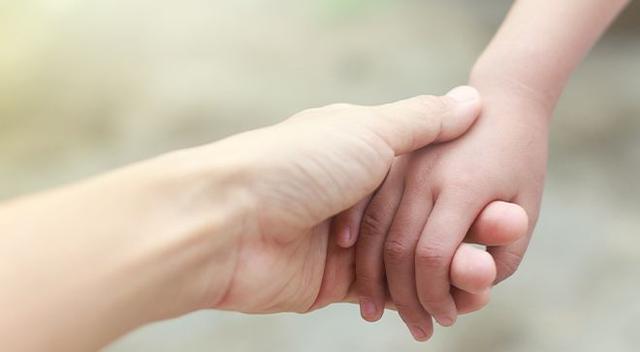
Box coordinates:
[2,1,640,351]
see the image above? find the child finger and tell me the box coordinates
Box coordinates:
[334,196,371,248]
[383,187,435,341]
[355,161,405,322]
[465,201,528,246]
[488,193,537,283]
[450,243,496,294]
[452,287,491,315]
[415,191,484,327]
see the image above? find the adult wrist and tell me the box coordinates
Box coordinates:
[140,146,258,313]
[0,143,260,351]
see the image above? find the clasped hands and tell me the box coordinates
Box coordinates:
[0,85,539,350]
[201,85,534,341]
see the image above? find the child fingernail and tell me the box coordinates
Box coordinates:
[340,226,351,246]
[359,299,377,321]
[436,314,455,327]
[410,326,427,341]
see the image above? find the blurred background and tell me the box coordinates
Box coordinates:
[2,0,640,351]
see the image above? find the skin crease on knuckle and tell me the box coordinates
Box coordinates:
[411,95,449,143]
[492,247,525,283]
[415,241,450,271]
[359,211,388,241]
[346,167,402,247]
[413,95,449,118]
[383,239,413,266]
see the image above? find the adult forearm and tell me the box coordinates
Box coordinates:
[0,149,250,351]
[471,0,629,111]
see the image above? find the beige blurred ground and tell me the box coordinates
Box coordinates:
[2,1,640,351]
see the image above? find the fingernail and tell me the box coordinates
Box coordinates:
[436,314,455,327]
[410,326,427,341]
[446,86,479,103]
[339,225,351,246]
[359,298,377,321]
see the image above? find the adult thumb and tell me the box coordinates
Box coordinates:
[365,86,481,155]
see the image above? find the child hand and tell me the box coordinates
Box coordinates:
[315,199,528,342]
[334,85,549,338]
[333,199,527,340]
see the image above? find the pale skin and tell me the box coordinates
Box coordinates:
[0,87,529,351]
[335,0,630,341]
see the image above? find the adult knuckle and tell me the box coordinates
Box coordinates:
[413,95,448,137]
[414,95,448,115]
[384,239,412,264]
